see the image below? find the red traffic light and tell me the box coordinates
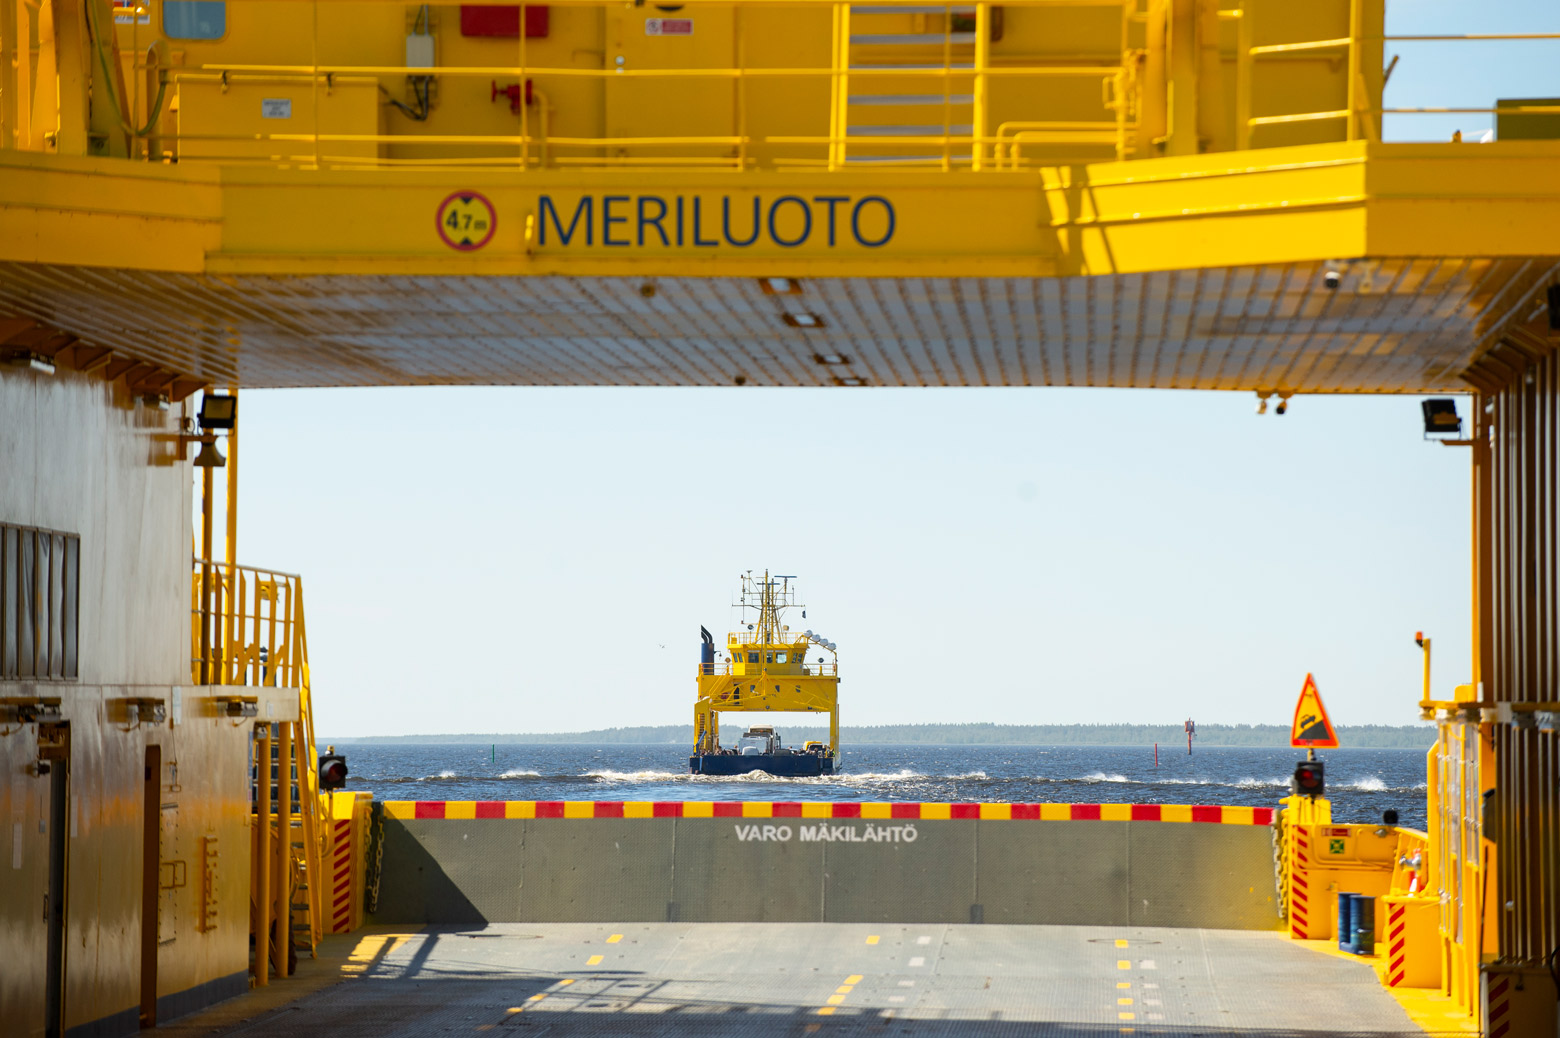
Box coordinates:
[1291,760,1325,797]
[319,753,349,790]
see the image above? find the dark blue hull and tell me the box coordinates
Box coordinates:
[690,754,835,777]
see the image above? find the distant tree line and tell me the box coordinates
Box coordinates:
[331,722,1435,749]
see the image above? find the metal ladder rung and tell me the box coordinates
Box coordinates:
[851,32,976,45]
[849,93,974,105]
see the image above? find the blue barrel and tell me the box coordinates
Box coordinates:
[1350,895,1375,955]
[1336,893,1356,951]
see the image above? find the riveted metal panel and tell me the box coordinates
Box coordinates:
[519,821,677,923]
[1127,822,1281,930]
[669,819,825,923]
[820,820,973,924]
[976,821,1131,926]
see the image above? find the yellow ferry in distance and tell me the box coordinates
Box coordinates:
[692,572,839,777]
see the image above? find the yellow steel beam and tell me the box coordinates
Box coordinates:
[3,142,1556,281]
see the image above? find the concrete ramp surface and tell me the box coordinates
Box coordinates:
[165,923,1437,1038]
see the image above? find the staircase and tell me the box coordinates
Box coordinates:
[845,5,978,167]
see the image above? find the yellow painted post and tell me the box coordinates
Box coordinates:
[1234,0,1251,150]
[1345,0,1361,140]
[519,4,528,169]
[0,0,15,148]
[310,0,320,167]
[1165,0,1198,156]
[225,403,238,684]
[1142,0,1167,154]
[274,721,293,979]
[1195,0,1224,151]
[299,761,322,951]
[835,3,851,169]
[254,725,271,986]
[47,0,90,154]
[971,3,989,170]
[200,461,213,686]
[29,0,55,151]
[734,6,746,170]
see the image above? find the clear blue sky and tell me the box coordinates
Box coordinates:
[238,2,1556,738]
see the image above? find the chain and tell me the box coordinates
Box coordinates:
[1272,809,1288,919]
[365,801,385,914]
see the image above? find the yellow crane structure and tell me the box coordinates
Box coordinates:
[3,0,1560,1034]
[692,572,839,774]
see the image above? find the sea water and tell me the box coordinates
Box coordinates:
[336,743,1431,830]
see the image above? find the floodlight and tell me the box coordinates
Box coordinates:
[199,393,238,430]
[1421,399,1462,438]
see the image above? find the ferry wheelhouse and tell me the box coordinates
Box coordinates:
[691,572,839,776]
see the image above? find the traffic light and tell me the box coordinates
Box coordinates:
[319,751,349,790]
[1291,759,1325,798]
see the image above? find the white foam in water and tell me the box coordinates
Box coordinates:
[498,769,540,778]
[1080,772,1131,783]
[949,771,988,780]
[1234,777,1286,788]
[1346,776,1387,791]
[586,769,688,782]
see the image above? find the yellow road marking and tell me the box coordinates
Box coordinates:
[559,979,574,986]
[1118,998,1133,1005]
[1116,960,1131,970]
[826,995,846,1005]
[587,955,603,966]
[866,935,880,945]
[1115,939,1129,948]
[527,994,547,1002]
[816,1007,836,1016]
[836,985,854,994]
[505,1008,523,1015]
[845,975,863,984]
[1118,1012,1135,1020]
[606,934,623,944]
[1117,982,1131,989]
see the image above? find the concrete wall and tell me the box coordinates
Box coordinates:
[1,366,262,1038]
[373,807,1284,930]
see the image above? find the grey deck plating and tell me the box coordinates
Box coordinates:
[171,923,1440,1037]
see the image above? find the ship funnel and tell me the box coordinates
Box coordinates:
[700,626,715,675]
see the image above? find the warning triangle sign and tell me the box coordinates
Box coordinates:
[1290,673,1339,748]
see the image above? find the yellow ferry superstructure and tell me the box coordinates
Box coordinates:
[692,571,838,775]
[4,0,1560,1034]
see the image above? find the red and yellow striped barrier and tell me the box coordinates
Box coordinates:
[384,801,1276,823]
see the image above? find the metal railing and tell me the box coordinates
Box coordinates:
[190,558,326,962]
[702,661,840,676]
[1235,0,1560,147]
[96,0,1141,171]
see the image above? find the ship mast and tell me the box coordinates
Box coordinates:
[737,570,799,645]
